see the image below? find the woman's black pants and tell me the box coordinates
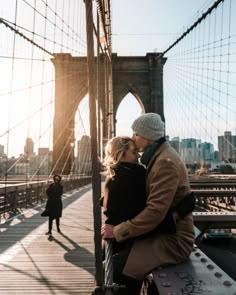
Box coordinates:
[48,217,60,232]
[112,244,143,295]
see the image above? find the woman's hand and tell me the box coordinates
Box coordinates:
[101,224,114,239]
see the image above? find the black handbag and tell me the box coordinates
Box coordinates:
[41,209,49,217]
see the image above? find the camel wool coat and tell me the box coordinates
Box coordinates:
[113,141,195,280]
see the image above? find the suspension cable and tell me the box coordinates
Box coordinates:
[159,0,224,58]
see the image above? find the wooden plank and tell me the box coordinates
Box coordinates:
[0,185,97,294]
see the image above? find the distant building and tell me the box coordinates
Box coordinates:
[37,148,53,175]
[199,142,214,165]
[0,157,17,176]
[169,137,180,154]
[77,135,92,175]
[218,131,236,162]
[15,160,29,175]
[213,150,219,162]
[0,144,4,157]
[29,155,38,176]
[24,138,34,158]
[180,138,201,165]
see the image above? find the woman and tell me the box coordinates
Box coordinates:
[103,136,146,230]
[45,174,63,235]
[102,136,195,294]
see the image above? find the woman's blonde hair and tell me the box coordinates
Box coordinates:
[103,136,132,176]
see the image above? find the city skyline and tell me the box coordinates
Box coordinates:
[1,128,236,177]
[1,130,235,161]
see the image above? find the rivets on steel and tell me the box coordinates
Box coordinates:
[162,281,171,287]
[195,252,201,257]
[158,272,167,278]
[223,280,232,287]
[207,264,214,270]
[214,272,222,278]
[200,257,207,263]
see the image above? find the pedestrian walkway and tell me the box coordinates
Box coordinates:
[0,184,96,294]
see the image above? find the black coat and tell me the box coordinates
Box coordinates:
[46,183,63,218]
[104,162,146,253]
[105,162,146,226]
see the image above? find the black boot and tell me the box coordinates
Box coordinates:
[47,217,53,235]
[56,218,61,233]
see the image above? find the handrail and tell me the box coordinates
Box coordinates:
[0,176,92,220]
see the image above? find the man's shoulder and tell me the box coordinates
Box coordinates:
[150,143,186,173]
[153,142,179,159]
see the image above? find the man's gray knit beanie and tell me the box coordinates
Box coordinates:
[131,113,165,140]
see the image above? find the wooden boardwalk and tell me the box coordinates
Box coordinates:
[0,184,96,294]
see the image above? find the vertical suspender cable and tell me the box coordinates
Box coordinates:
[97,13,101,160]
[84,0,103,287]
[25,0,36,204]
[4,0,18,218]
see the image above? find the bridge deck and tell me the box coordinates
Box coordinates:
[0,184,95,294]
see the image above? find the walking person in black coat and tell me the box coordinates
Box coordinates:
[45,174,63,235]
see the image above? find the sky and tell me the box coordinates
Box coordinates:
[111,0,215,137]
[111,0,212,55]
[0,0,224,157]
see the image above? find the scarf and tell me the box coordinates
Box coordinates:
[140,136,166,166]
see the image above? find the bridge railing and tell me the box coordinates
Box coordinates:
[0,176,91,220]
[192,189,236,212]
[191,182,236,190]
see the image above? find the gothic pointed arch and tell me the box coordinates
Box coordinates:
[114,85,145,121]
[112,53,166,124]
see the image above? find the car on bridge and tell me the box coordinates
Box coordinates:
[203,228,233,240]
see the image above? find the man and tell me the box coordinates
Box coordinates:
[102,112,195,283]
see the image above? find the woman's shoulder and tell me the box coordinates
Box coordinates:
[113,162,145,179]
[118,162,146,172]
[109,163,145,188]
